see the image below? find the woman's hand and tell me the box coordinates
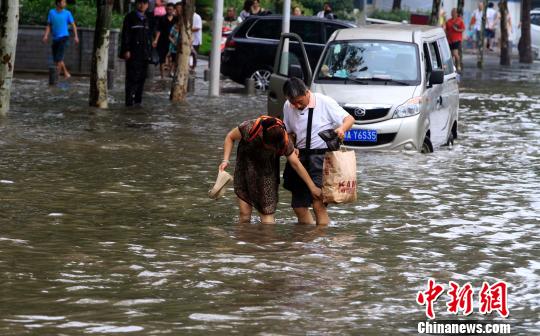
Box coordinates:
[219,161,229,171]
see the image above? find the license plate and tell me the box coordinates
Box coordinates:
[345,129,378,142]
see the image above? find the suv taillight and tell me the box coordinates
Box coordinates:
[225,38,236,49]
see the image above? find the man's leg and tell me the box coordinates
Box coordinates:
[125,61,136,106]
[60,61,70,79]
[134,62,148,104]
[238,198,252,224]
[452,49,460,71]
[293,207,314,225]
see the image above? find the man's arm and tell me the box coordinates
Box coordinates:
[71,22,79,44]
[334,115,355,139]
[43,25,51,43]
[120,15,131,59]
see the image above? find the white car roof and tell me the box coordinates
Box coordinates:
[333,24,445,43]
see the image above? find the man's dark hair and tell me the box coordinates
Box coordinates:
[166,2,174,7]
[55,0,63,5]
[283,77,307,99]
[488,2,494,8]
[323,2,332,8]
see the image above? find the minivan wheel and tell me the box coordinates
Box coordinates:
[421,136,434,154]
[249,69,272,91]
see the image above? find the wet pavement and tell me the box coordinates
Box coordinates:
[0,60,539,335]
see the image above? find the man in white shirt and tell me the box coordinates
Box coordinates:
[469,1,484,50]
[191,9,202,69]
[485,2,499,51]
[282,77,355,225]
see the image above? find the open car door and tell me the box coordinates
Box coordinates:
[267,33,312,119]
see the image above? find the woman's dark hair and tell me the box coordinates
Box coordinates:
[261,118,286,151]
[283,77,307,99]
[243,0,254,12]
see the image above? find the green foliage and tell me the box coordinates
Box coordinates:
[20,0,124,28]
[369,9,413,23]
[198,31,213,56]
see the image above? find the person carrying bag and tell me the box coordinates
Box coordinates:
[282,78,355,225]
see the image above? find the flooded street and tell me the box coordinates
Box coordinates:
[0,69,539,335]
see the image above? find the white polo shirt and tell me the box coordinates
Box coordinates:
[283,92,349,150]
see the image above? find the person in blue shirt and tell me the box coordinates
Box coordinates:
[42,0,79,79]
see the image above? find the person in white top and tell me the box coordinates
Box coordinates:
[191,10,202,69]
[316,2,336,19]
[485,2,500,51]
[469,1,484,50]
[282,77,355,226]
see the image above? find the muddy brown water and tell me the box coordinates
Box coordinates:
[0,72,538,335]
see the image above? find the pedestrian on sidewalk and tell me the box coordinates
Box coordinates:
[446,8,465,71]
[152,2,177,79]
[220,116,322,224]
[486,2,500,51]
[120,0,152,106]
[168,23,181,76]
[469,2,484,51]
[282,78,355,226]
[42,0,79,80]
[191,9,203,70]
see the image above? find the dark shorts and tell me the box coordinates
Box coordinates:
[52,37,68,63]
[449,41,461,50]
[170,52,177,63]
[283,151,325,208]
[486,29,495,39]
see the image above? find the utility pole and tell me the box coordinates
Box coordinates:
[0,0,19,116]
[209,0,223,96]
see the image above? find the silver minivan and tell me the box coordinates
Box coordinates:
[268,24,459,153]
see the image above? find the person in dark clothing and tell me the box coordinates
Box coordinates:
[152,3,177,79]
[120,0,152,106]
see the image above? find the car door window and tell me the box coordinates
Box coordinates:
[290,21,323,44]
[247,19,281,40]
[437,38,454,75]
[428,42,442,70]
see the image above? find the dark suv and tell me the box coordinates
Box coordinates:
[221,15,355,90]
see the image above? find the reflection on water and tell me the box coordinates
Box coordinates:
[0,74,539,335]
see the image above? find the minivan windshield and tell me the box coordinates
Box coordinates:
[315,41,420,85]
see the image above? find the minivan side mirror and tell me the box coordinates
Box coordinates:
[429,69,444,86]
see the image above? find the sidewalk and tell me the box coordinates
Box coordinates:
[460,50,540,82]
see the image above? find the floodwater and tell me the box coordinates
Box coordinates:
[0,68,539,335]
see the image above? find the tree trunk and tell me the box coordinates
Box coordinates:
[170,0,194,102]
[518,0,533,63]
[392,0,401,11]
[90,0,113,108]
[477,0,488,68]
[457,0,465,70]
[0,0,19,117]
[457,0,464,16]
[499,0,511,66]
[429,0,441,26]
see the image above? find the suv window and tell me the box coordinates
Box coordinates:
[437,38,454,75]
[324,23,343,41]
[532,13,540,26]
[290,21,323,44]
[248,19,281,40]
